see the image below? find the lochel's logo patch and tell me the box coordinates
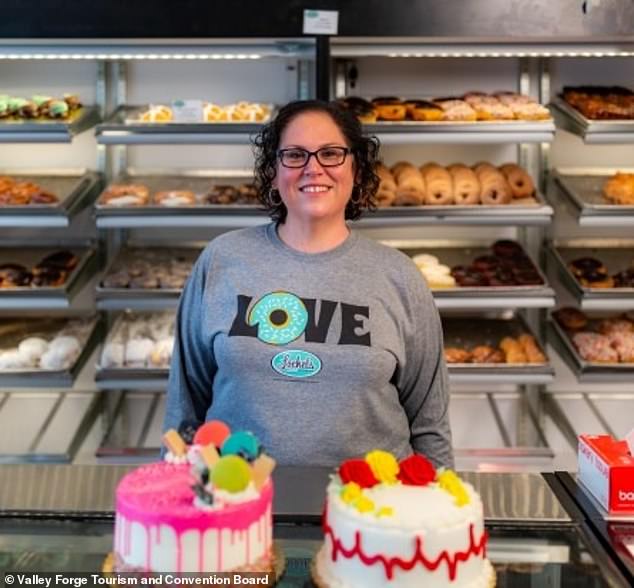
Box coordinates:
[271,350,322,378]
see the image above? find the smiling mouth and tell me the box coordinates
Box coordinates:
[300,185,331,193]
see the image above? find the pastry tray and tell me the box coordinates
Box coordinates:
[95,311,175,390]
[96,105,270,142]
[0,245,98,308]
[442,314,553,378]
[548,312,634,381]
[384,239,553,299]
[96,245,201,310]
[0,315,104,388]
[0,169,102,220]
[94,170,264,217]
[551,98,634,141]
[547,239,634,307]
[364,118,555,133]
[554,168,634,216]
[0,106,101,142]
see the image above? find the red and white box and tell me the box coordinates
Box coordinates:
[578,431,634,514]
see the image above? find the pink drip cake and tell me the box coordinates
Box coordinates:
[113,421,276,573]
[314,451,495,588]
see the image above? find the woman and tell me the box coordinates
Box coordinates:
[164,100,453,468]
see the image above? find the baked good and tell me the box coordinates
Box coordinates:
[392,162,425,206]
[372,97,407,121]
[420,163,453,205]
[470,345,505,364]
[140,105,173,122]
[602,172,634,205]
[463,94,514,121]
[444,347,472,363]
[101,184,150,207]
[433,98,477,121]
[572,332,619,363]
[338,97,378,123]
[375,164,397,207]
[448,164,480,205]
[114,422,276,573]
[404,100,444,121]
[314,451,494,588]
[554,307,589,331]
[474,165,512,205]
[154,190,196,207]
[498,164,535,199]
[518,334,546,364]
[500,337,528,364]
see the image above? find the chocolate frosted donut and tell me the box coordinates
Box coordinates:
[36,250,79,271]
[569,257,606,278]
[472,255,500,272]
[492,239,524,258]
[554,307,588,330]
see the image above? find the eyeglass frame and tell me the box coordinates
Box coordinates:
[277,146,352,168]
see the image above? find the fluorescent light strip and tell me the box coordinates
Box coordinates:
[0,52,263,60]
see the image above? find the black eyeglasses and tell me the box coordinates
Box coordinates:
[277,146,351,168]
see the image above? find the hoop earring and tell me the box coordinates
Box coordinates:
[268,188,282,206]
[350,186,362,205]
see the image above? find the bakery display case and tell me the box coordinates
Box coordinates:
[548,240,634,310]
[0,245,97,309]
[0,467,629,586]
[554,169,634,228]
[96,245,200,310]
[385,239,555,309]
[0,170,101,228]
[0,316,103,388]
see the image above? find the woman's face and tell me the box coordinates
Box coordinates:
[274,111,355,226]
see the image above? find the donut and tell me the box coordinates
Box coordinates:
[372,97,406,121]
[444,347,472,363]
[471,345,505,364]
[392,163,425,206]
[420,163,453,205]
[474,165,512,205]
[338,97,378,123]
[472,255,500,272]
[500,337,528,363]
[101,184,150,207]
[498,163,535,198]
[206,185,238,205]
[553,307,588,331]
[447,164,480,205]
[580,272,615,288]
[514,270,544,286]
[248,292,308,345]
[154,190,196,207]
[29,191,59,205]
[404,100,444,121]
[492,239,524,258]
[36,250,79,271]
[568,257,606,278]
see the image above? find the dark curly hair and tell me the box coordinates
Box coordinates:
[253,100,380,223]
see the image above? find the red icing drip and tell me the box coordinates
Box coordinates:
[177,532,182,573]
[218,529,223,571]
[246,529,251,564]
[145,527,151,571]
[198,528,204,572]
[323,505,488,582]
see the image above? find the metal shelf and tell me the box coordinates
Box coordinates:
[0,390,102,464]
[96,106,266,145]
[551,100,634,145]
[363,120,555,145]
[547,322,634,384]
[0,107,100,143]
[553,169,634,228]
[547,240,634,311]
[0,246,98,310]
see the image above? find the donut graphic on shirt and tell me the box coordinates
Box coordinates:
[248,291,308,345]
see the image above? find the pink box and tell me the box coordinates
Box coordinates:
[578,434,634,514]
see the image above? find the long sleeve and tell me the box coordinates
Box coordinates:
[397,281,454,470]
[163,247,216,435]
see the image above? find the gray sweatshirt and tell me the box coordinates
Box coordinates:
[164,223,453,468]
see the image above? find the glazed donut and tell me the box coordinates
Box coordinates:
[447,164,480,205]
[392,162,425,206]
[474,165,512,205]
[518,334,546,364]
[248,292,308,345]
[101,184,150,207]
[500,337,528,364]
[568,257,606,278]
[154,190,196,207]
[404,100,444,121]
[372,97,407,121]
[420,163,453,205]
[499,163,535,199]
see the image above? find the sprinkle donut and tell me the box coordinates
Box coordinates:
[248,291,308,345]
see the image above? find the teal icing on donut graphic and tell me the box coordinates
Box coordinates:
[248,291,308,345]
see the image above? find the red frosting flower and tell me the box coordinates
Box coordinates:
[339,459,379,488]
[397,454,436,486]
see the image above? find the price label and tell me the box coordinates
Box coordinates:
[171,99,204,123]
[303,9,339,35]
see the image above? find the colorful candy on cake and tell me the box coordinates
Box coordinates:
[113,420,277,573]
[314,450,495,587]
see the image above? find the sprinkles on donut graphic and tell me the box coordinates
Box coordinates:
[248,291,309,345]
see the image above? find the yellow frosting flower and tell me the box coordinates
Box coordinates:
[365,450,399,484]
[341,482,362,504]
[437,469,470,506]
[376,506,394,518]
[354,495,375,513]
